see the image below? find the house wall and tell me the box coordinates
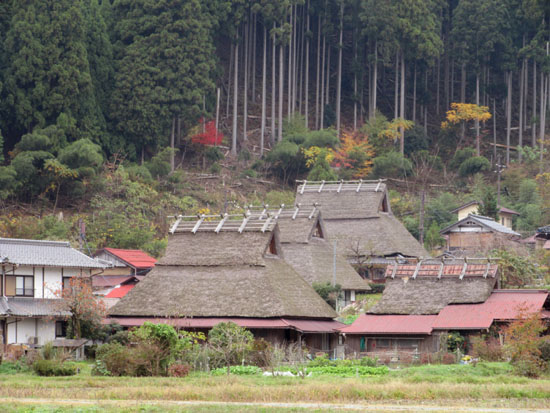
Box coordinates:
[457,205,479,220]
[448,232,497,251]
[4,266,92,298]
[6,318,57,346]
[499,214,513,230]
[95,251,129,268]
[343,334,440,358]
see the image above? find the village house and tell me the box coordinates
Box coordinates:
[246,204,370,308]
[108,214,344,355]
[294,180,429,281]
[451,201,520,230]
[93,248,156,276]
[440,214,521,254]
[340,260,550,360]
[91,248,155,307]
[0,238,108,348]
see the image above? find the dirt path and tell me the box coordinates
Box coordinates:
[2,398,550,412]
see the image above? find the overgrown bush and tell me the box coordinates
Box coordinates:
[471,336,504,361]
[167,363,191,377]
[368,284,385,294]
[458,156,491,177]
[33,360,77,376]
[538,336,550,363]
[95,342,137,376]
[312,282,342,309]
[208,322,254,374]
[505,310,546,377]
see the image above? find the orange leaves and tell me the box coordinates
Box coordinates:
[331,130,375,179]
[441,102,491,129]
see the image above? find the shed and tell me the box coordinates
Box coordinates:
[93,248,156,276]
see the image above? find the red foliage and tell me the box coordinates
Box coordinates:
[168,363,191,377]
[191,119,223,146]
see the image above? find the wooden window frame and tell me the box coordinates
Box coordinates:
[15,275,34,297]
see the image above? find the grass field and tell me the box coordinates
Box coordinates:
[1,362,549,411]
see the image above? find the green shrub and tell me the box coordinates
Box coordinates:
[240,168,257,178]
[538,336,550,362]
[368,284,385,294]
[371,152,413,179]
[205,146,223,162]
[209,162,221,174]
[449,148,476,170]
[95,342,136,376]
[33,360,77,376]
[0,361,30,374]
[458,156,490,177]
[306,365,388,377]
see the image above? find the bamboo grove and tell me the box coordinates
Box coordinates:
[0,0,550,169]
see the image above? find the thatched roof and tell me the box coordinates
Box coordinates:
[110,216,337,319]
[296,180,388,219]
[281,240,370,291]
[368,261,498,315]
[109,260,337,319]
[323,216,429,259]
[248,206,369,291]
[160,231,276,266]
[294,181,429,259]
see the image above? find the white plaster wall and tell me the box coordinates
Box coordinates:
[13,266,34,276]
[44,267,62,298]
[7,318,36,345]
[37,319,56,345]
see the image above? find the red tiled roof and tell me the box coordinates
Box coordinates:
[385,263,498,278]
[105,317,343,332]
[340,314,437,335]
[433,290,549,330]
[93,275,135,288]
[103,248,157,269]
[105,284,135,299]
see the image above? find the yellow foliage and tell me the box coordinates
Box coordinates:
[441,102,492,129]
[302,146,334,168]
[380,118,414,140]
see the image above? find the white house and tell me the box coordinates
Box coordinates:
[0,238,108,347]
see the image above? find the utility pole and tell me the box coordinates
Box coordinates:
[495,155,506,207]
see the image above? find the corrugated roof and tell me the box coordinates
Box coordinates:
[0,238,108,268]
[0,297,70,317]
[101,248,156,269]
[340,314,437,334]
[105,284,135,298]
[433,290,549,330]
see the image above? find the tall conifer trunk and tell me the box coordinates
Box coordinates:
[232,42,239,155]
[315,15,321,129]
[335,1,343,137]
[305,1,310,128]
[243,21,249,142]
[261,25,267,156]
[400,51,405,155]
[506,71,512,165]
[271,23,276,143]
[278,40,284,142]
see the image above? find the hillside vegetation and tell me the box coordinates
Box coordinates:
[0,1,549,265]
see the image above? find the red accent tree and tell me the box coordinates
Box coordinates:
[191,119,223,146]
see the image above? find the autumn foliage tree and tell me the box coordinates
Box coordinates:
[442,103,492,155]
[54,277,106,339]
[191,119,224,146]
[331,131,376,179]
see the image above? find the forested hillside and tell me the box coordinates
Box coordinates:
[1,0,550,258]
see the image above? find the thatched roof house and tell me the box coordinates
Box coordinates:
[109,214,343,351]
[294,181,429,274]
[337,260,550,358]
[247,205,370,306]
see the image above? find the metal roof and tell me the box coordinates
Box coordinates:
[0,297,70,317]
[105,284,135,299]
[340,314,437,335]
[0,238,108,268]
[433,290,549,330]
[99,248,157,269]
[440,215,520,237]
